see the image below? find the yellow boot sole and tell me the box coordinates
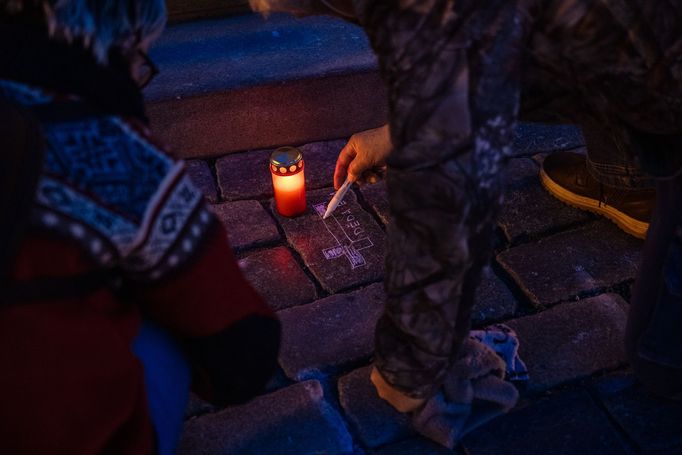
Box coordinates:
[540,168,649,239]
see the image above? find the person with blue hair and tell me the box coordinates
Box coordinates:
[0,1,280,453]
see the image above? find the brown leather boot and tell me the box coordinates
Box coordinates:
[540,151,654,239]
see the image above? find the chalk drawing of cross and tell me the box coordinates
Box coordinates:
[313,200,374,269]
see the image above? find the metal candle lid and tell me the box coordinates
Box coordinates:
[270,147,304,176]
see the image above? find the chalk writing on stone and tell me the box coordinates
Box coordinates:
[314,199,374,270]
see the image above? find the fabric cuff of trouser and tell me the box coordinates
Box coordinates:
[631,353,682,399]
[132,320,191,455]
[636,224,682,369]
[586,156,655,190]
[370,367,426,413]
[626,176,682,397]
[637,293,682,369]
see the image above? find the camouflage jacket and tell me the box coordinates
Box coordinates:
[353,0,682,398]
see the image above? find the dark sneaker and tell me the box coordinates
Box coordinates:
[540,151,654,239]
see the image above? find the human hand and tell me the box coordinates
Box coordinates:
[334,124,392,189]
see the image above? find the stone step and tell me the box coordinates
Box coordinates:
[146,7,586,161]
[145,13,386,158]
[167,0,250,23]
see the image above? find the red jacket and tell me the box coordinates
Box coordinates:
[0,79,277,454]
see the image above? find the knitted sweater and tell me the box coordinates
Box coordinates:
[0,26,279,454]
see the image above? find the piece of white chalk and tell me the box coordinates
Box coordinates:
[323,177,353,219]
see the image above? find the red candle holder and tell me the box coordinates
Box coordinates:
[270,147,306,217]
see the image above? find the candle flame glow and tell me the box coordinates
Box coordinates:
[273,171,304,191]
[272,169,306,216]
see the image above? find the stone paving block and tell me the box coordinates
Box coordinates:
[239,247,317,311]
[497,220,641,306]
[186,159,218,203]
[300,139,347,190]
[278,283,385,380]
[506,294,628,392]
[593,375,682,452]
[212,200,280,251]
[275,187,386,293]
[498,181,593,244]
[216,149,272,201]
[472,267,518,326]
[216,140,344,202]
[179,380,353,455]
[590,370,637,395]
[338,365,414,448]
[502,157,539,186]
[532,147,586,168]
[463,388,631,454]
[512,123,584,157]
[498,157,592,243]
[375,437,453,455]
[358,181,390,226]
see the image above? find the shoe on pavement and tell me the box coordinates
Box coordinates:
[540,151,654,239]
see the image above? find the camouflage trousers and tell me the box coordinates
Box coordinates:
[357,0,682,398]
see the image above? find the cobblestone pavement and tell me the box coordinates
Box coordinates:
[181,124,682,455]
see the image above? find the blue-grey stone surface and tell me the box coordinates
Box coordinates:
[498,220,641,306]
[145,14,386,158]
[216,149,272,201]
[512,123,584,157]
[498,157,592,243]
[179,380,354,455]
[239,247,317,311]
[593,374,682,452]
[472,267,518,326]
[300,139,346,190]
[147,14,376,102]
[275,188,386,293]
[212,200,280,251]
[358,181,390,226]
[507,294,628,392]
[463,388,632,454]
[338,365,414,448]
[278,284,385,380]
